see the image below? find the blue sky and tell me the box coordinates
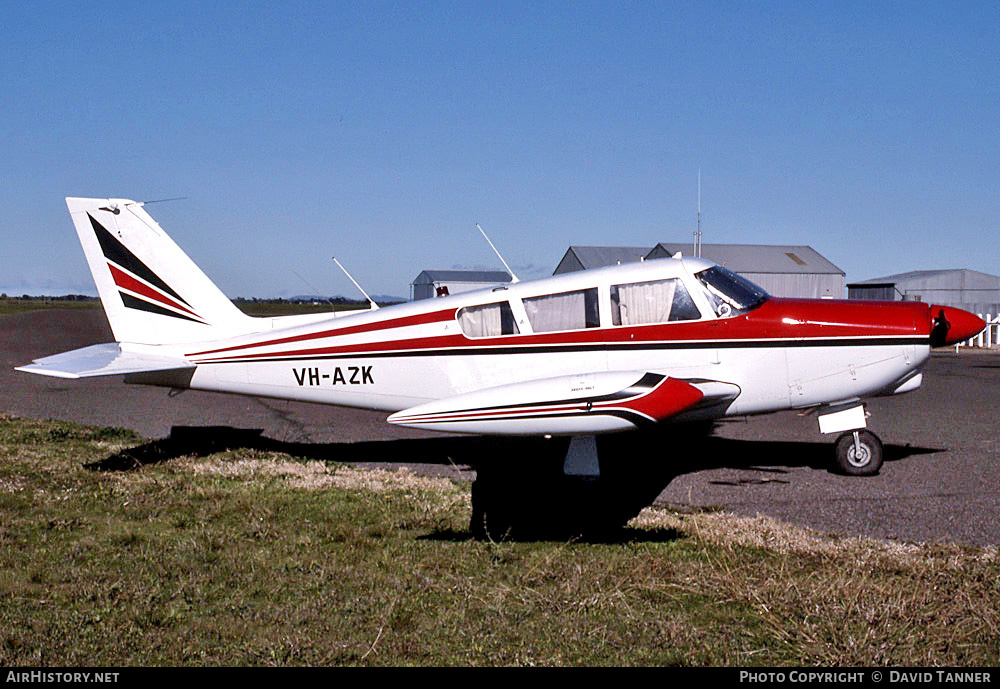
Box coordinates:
[2,1,998,299]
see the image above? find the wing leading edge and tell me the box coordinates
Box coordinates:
[15,343,195,379]
[388,370,740,435]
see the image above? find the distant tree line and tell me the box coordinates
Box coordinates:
[2,294,403,306]
[232,296,403,306]
[2,294,99,302]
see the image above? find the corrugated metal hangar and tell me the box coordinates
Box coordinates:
[848,269,1000,315]
[412,269,512,300]
[553,246,653,275]
[553,243,845,299]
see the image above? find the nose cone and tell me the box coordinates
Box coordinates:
[929,305,987,347]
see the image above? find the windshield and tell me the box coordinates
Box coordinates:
[694,266,769,318]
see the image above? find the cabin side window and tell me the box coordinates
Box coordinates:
[457,301,520,338]
[523,288,600,333]
[610,278,702,325]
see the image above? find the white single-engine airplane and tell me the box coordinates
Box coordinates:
[18,198,986,483]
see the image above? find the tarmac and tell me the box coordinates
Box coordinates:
[4,308,999,546]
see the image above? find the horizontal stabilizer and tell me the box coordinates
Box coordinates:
[388,370,737,436]
[15,343,195,379]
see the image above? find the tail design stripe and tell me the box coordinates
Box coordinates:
[119,293,203,323]
[107,264,204,321]
[88,213,204,323]
[88,213,192,307]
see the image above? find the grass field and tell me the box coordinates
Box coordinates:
[0,299,101,316]
[233,301,371,317]
[1,414,998,666]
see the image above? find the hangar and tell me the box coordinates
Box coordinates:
[848,269,1000,315]
[412,269,512,300]
[553,246,654,275]
[553,243,845,299]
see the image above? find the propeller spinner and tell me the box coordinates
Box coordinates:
[929,305,987,347]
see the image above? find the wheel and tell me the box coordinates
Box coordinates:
[833,430,883,476]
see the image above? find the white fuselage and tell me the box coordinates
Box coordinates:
[131,256,929,431]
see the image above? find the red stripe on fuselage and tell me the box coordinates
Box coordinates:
[600,298,930,345]
[186,307,456,357]
[190,298,931,363]
[192,333,471,362]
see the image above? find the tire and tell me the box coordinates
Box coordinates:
[833,430,884,476]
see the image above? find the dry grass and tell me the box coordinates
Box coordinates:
[632,508,1000,665]
[187,455,463,495]
[634,508,1000,564]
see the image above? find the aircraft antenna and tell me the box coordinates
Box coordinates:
[116,197,190,235]
[135,196,189,206]
[291,269,334,307]
[332,256,379,310]
[695,170,702,258]
[476,223,520,283]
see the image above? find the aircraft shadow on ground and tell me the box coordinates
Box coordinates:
[86,425,941,542]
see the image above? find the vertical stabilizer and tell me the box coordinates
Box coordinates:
[66,197,257,345]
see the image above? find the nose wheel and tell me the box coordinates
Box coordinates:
[833,429,883,476]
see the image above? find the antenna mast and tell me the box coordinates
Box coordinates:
[332,256,379,310]
[292,269,334,306]
[695,170,703,258]
[476,223,519,283]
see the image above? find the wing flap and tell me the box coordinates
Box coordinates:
[15,343,195,379]
[388,370,737,435]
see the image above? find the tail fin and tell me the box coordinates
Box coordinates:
[67,197,257,345]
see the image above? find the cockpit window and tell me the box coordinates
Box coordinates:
[694,266,769,318]
[457,301,520,338]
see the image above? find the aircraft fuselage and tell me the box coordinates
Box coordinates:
[144,257,932,430]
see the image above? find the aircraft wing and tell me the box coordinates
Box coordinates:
[388,370,740,435]
[15,343,195,379]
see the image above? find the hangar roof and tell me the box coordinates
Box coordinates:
[553,246,652,274]
[554,243,843,275]
[413,270,512,285]
[648,243,844,275]
[847,269,1000,288]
